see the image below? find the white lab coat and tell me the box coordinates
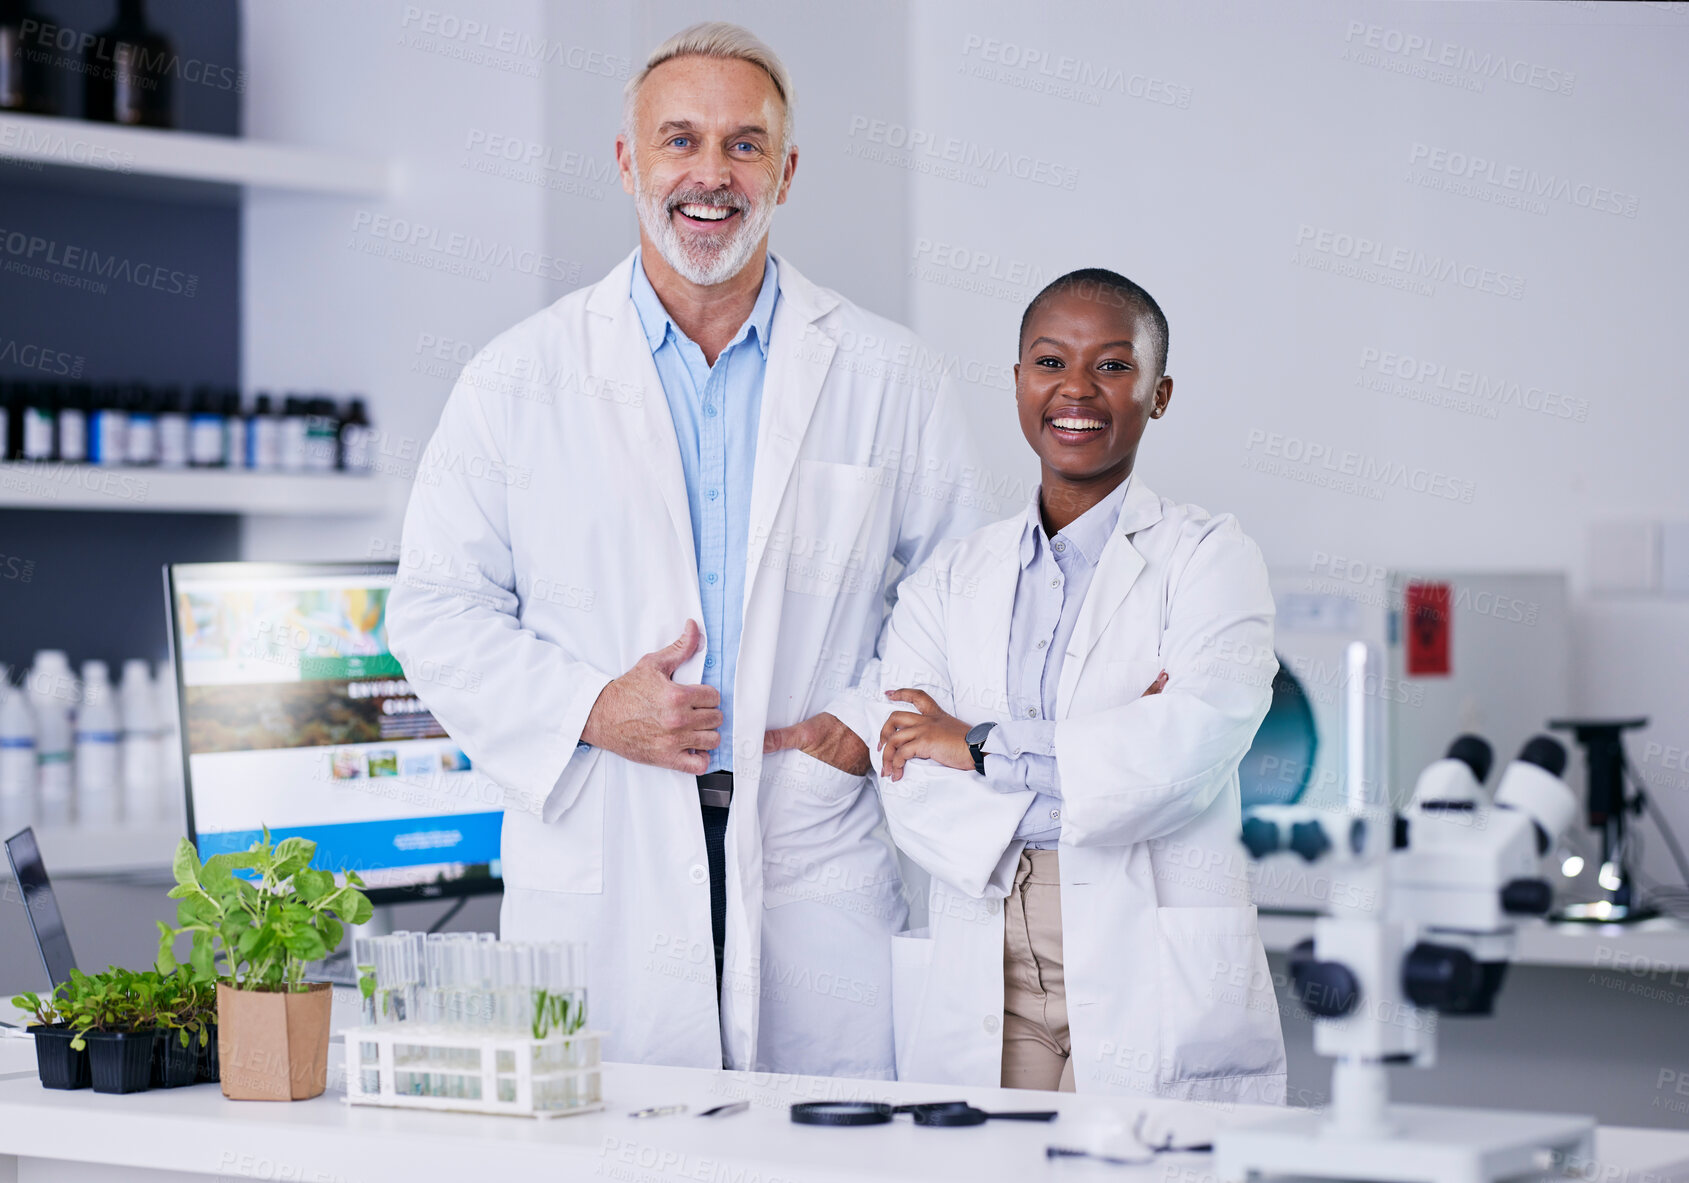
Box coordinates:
[385,250,997,1077]
[858,478,1289,1101]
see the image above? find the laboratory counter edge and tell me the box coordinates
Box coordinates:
[2,1040,1688,1183]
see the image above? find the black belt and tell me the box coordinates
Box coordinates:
[697,770,734,809]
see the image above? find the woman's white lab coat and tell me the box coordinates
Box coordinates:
[385,250,995,1077]
[860,478,1289,1101]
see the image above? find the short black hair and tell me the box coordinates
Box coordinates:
[1017,267,1169,376]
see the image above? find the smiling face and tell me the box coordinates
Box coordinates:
[1014,284,1173,497]
[617,54,796,287]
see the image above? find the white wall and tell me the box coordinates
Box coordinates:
[901,0,1689,885]
[240,0,560,561]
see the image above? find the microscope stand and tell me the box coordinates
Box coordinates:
[1214,1103,1596,1183]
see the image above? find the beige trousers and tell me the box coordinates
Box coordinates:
[1000,848,1074,1092]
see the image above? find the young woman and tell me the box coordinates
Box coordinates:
[865,268,1286,1101]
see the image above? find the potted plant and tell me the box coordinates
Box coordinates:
[151,973,215,1088]
[61,967,162,1094]
[157,830,371,1101]
[9,983,89,1090]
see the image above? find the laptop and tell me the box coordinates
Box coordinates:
[5,827,79,989]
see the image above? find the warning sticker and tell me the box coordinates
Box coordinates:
[1405,582,1452,676]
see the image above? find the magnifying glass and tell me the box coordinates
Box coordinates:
[790,1101,895,1126]
[895,1102,1059,1127]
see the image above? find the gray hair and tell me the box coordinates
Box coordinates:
[622,22,796,157]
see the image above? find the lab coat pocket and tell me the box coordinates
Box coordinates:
[498,757,605,893]
[1153,905,1284,1089]
[890,927,934,1078]
[782,460,886,600]
[760,748,900,909]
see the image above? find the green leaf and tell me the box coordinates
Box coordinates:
[171,838,201,889]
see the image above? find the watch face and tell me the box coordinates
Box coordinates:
[966,721,994,746]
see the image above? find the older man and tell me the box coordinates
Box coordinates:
[386,23,995,1076]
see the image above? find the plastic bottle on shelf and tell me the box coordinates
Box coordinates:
[56,385,88,463]
[27,650,76,826]
[75,660,121,827]
[221,390,245,469]
[189,387,225,467]
[340,398,373,473]
[125,384,158,465]
[279,396,309,471]
[154,658,183,825]
[119,659,161,824]
[20,382,54,461]
[247,393,279,470]
[304,397,340,471]
[90,384,128,466]
[0,668,37,833]
[157,387,189,468]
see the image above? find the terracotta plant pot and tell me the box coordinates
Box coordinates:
[215,982,332,1101]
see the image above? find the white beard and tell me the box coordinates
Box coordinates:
[631,158,778,287]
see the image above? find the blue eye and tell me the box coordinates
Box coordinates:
[733,141,757,152]
[670,136,692,149]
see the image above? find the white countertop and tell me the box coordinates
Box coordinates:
[2,1038,1687,1183]
[1258,910,1689,971]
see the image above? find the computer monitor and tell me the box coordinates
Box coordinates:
[164,561,501,906]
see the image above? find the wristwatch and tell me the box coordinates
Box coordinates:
[966,721,996,775]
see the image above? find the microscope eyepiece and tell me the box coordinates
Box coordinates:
[1517,735,1567,777]
[1445,735,1494,783]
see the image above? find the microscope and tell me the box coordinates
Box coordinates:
[1214,643,1595,1183]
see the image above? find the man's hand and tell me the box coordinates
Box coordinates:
[763,712,871,777]
[878,689,971,781]
[581,620,722,774]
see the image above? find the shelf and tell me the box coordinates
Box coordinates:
[0,113,389,201]
[19,824,184,876]
[0,463,399,516]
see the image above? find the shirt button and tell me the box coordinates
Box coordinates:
[1027,708,1039,718]
[1053,539,1066,553]
[705,656,715,668]
[1051,810,1061,821]
[986,899,1000,916]
[1050,578,1060,589]
[706,572,718,585]
[983,1016,1001,1034]
[689,864,708,885]
[707,488,719,501]
[705,404,718,418]
[1036,639,1047,649]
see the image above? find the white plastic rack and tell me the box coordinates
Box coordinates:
[342,1026,602,1119]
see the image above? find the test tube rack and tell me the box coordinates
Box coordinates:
[341,1026,603,1119]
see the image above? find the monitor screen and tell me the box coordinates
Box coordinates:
[166,561,501,903]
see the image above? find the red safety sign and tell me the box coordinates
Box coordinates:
[1405,581,1452,676]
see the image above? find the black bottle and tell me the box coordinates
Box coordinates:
[83,0,172,128]
[339,398,372,473]
[0,0,58,114]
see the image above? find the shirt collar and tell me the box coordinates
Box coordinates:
[1018,476,1132,569]
[630,249,779,358]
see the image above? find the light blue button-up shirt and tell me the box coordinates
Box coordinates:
[984,478,1131,846]
[630,252,779,773]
